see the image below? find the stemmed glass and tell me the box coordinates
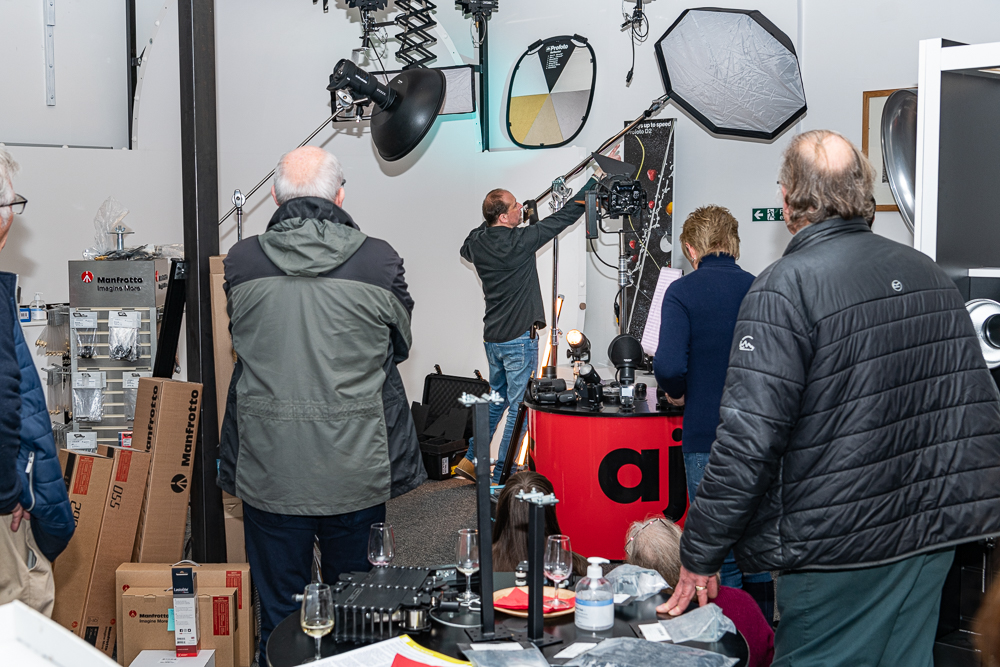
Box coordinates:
[300,582,334,663]
[368,523,395,567]
[456,528,480,604]
[544,535,573,610]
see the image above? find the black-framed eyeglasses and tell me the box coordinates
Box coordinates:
[1,194,26,215]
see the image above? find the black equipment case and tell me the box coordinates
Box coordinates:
[411,368,489,480]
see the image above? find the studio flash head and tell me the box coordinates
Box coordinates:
[609,335,644,410]
[566,329,591,363]
[329,59,396,110]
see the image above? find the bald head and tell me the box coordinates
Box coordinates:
[798,131,855,175]
[779,130,876,233]
[272,146,345,206]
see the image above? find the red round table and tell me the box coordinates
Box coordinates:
[526,391,687,560]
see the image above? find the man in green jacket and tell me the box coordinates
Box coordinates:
[218,146,421,657]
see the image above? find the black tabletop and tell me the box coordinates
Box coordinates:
[268,574,747,667]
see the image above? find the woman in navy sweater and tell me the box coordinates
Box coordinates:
[652,205,773,623]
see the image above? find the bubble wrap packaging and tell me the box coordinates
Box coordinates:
[659,603,736,644]
[566,637,737,667]
[606,564,670,601]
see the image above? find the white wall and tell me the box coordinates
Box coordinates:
[3,0,1000,403]
[0,0,129,148]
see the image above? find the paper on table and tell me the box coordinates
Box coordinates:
[613,593,631,604]
[313,635,470,667]
[553,643,599,659]
[640,267,684,356]
[637,622,671,642]
[469,644,523,652]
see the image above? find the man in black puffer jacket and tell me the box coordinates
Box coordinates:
[661,130,1000,665]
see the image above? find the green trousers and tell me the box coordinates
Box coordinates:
[773,548,954,667]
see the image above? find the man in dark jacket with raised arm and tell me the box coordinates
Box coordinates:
[457,173,598,483]
[661,130,1000,665]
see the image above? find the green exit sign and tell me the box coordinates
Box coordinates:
[752,208,784,221]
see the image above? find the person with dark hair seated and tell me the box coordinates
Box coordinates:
[625,517,774,667]
[492,471,586,576]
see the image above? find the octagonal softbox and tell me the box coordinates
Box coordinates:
[654,8,806,140]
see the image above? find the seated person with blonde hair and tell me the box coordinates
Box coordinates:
[625,517,774,667]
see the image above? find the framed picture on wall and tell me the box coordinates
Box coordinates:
[863,89,902,212]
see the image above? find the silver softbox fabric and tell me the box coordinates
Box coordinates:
[654,9,806,140]
[376,65,475,115]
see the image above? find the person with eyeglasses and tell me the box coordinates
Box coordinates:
[456,168,602,484]
[0,147,75,615]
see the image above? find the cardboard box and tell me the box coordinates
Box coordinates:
[53,451,115,633]
[221,492,246,563]
[129,650,216,667]
[116,563,253,667]
[209,255,235,434]
[131,378,203,563]
[121,588,238,667]
[80,447,152,656]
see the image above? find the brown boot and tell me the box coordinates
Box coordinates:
[455,457,477,482]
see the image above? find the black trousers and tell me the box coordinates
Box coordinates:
[243,501,386,658]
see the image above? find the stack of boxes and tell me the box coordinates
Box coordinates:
[49,377,255,667]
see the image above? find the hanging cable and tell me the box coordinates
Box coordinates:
[621,0,649,84]
[590,238,617,270]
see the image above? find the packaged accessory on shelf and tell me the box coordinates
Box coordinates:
[72,371,106,422]
[108,310,142,361]
[122,371,152,421]
[66,431,99,453]
[71,310,99,359]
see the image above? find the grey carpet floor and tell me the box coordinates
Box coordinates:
[387,477,478,567]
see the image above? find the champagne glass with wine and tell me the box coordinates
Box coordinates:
[456,528,480,604]
[300,582,333,662]
[544,535,573,610]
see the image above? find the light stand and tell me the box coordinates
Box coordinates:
[617,231,629,335]
[218,113,339,227]
[541,178,573,379]
[456,1,499,151]
[218,60,445,230]
[528,95,670,358]
[232,189,245,241]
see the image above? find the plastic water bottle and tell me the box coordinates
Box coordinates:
[29,292,46,322]
[575,556,614,631]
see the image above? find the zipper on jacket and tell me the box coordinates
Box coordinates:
[25,452,36,512]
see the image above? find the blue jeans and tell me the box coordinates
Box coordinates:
[465,330,538,484]
[244,501,386,660]
[683,452,772,589]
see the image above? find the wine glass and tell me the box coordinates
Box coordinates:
[544,535,573,610]
[300,582,333,663]
[368,523,395,567]
[456,528,480,604]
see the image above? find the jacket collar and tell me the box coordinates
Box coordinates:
[0,271,16,297]
[697,253,737,268]
[783,217,871,257]
[266,196,359,231]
